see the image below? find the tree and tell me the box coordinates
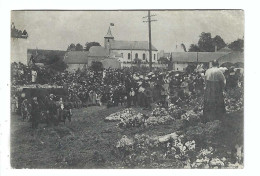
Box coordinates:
[228,38,244,52]
[188,44,200,52]
[185,63,197,73]
[67,43,76,51]
[48,59,68,72]
[198,32,215,52]
[84,42,101,51]
[90,61,103,72]
[44,52,68,72]
[158,57,170,64]
[213,35,226,51]
[75,43,84,51]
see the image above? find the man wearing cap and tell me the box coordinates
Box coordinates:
[203,60,226,122]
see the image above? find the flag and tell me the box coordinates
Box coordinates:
[110,23,114,26]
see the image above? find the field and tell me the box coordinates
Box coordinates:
[10,103,243,169]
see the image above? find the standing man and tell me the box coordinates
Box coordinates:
[31,69,37,83]
[129,88,136,107]
[57,97,64,122]
[203,60,226,122]
[31,97,40,129]
[21,98,31,121]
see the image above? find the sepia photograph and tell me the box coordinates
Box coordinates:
[10,10,244,169]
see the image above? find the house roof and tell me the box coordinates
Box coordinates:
[171,52,229,63]
[63,51,89,64]
[88,46,109,57]
[27,49,66,59]
[217,47,232,52]
[64,47,109,64]
[109,40,158,51]
[27,49,67,63]
[217,52,244,64]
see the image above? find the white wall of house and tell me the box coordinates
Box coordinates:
[173,62,189,71]
[111,49,158,63]
[120,63,168,69]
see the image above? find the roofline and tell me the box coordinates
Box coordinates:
[65,62,88,64]
[28,49,66,52]
[171,52,231,54]
[110,48,158,51]
[172,60,211,63]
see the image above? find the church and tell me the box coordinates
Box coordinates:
[104,26,159,63]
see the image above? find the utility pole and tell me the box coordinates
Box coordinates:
[143,11,157,71]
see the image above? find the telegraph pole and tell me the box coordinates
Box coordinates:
[143,11,157,71]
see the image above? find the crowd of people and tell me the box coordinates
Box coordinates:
[11,60,244,128]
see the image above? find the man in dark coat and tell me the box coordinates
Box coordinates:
[144,87,153,110]
[31,97,40,129]
[203,60,226,122]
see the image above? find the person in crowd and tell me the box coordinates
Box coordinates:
[161,80,169,107]
[31,69,37,83]
[63,99,72,123]
[181,77,189,95]
[144,86,153,110]
[96,93,102,106]
[113,87,120,106]
[128,87,136,107]
[203,60,226,123]
[88,90,94,106]
[194,74,204,94]
[137,83,145,107]
[57,97,64,122]
[47,94,57,123]
[21,98,31,121]
[31,97,40,129]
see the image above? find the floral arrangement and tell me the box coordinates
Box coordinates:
[114,133,243,168]
[185,146,243,169]
[224,87,244,113]
[118,113,147,128]
[105,108,136,121]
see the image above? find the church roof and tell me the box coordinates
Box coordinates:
[104,26,114,38]
[109,40,158,51]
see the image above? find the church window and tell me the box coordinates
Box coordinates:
[143,53,145,60]
[135,53,138,59]
[128,53,131,60]
[121,53,124,58]
[154,54,156,60]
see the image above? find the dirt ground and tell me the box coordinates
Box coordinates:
[10,104,243,169]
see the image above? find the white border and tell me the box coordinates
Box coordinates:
[1,0,260,176]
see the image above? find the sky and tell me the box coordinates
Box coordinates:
[11,10,244,52]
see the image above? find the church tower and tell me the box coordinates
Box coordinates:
[104,26,114,49]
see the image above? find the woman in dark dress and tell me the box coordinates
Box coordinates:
[203,60,226,122]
